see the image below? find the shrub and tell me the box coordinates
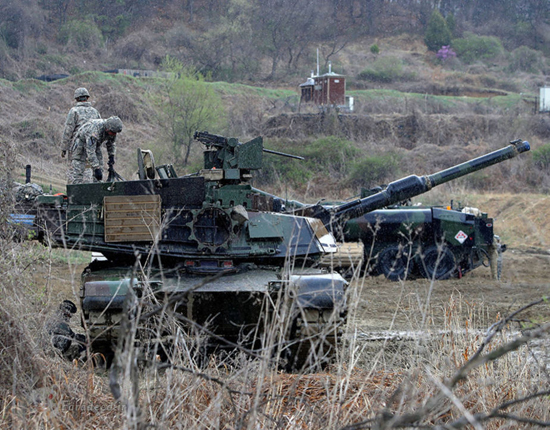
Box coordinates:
[446,13,456,37]
[302,136,362,177]
[451,33,503,64]
[370,44,380,55]
[424,10,452,52]
[348,152,401,188]
[436,45,456,62]
[508,46,542,73]
[358,56,405,83]
[258,137,362,189]
[58,20,103,50]
[532,143,550,169]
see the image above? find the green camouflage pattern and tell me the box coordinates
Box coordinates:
[61,101,101,152]
[68,118,117,184]
[73,87,90,99]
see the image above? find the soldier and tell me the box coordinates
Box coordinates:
[46,300,86,360]
[68,116,123,185]
[61,87,101,159]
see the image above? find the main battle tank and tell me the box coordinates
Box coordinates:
[343,197,503,281]
[307,188,504,282]
[29,135,529,369]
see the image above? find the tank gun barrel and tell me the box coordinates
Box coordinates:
[298,140,530,231]
[425,139,530,187]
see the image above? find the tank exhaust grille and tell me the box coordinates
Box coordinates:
[104,195,161,242]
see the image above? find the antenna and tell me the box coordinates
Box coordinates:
[316,48,319,76]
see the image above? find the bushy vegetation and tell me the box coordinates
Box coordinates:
[348,152,401,188]
[58,19,103,50]
[154,56,226,165]
[451,33,504,64]
[258,137,404,195]
[508,46,543,73]
[259,136,361,191]
[532,143,550,169]
[1,0,549,82]
[358,57,411,83]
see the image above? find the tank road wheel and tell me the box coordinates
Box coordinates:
[377,245,413,281]
[419,245,456,280]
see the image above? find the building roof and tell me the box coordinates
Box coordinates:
[318,71,345,78]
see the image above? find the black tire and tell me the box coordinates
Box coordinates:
[419,245,456,280]
[377,245,413,281]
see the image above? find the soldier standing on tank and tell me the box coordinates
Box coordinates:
[62,88,101,183]
[67,116,123,184]
[61,87,101,159]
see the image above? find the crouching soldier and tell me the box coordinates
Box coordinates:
[46,300,86,360]
[67,116,123,185]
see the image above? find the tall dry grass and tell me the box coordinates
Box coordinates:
[1,139,549,428]
[0,238,549,428]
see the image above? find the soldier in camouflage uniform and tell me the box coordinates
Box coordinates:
[68,116,123,184]
[46,300,86,360]
[61,87,101,158]
[62,88,101,183]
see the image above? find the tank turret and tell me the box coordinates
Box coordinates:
[27,135,529,369]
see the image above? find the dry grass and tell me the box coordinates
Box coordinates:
[2,111,550,430]
[0,233,549,429]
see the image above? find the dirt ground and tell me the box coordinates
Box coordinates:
[352,246,550,333]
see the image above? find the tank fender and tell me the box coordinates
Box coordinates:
[290,273,347,309]
[81,279,135,312]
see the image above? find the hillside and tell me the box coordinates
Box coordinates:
[2,68,550,201]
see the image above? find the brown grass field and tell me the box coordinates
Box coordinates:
[1,190,549,429]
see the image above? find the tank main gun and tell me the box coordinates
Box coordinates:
[293,139,530,235]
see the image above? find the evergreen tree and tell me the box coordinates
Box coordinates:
[424,10,452,52]
[446,12,456,37]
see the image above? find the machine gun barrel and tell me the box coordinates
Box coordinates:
[194,130,304,160]
[193,131,228,147]
[301,140,530,230]
[263,148,304,160]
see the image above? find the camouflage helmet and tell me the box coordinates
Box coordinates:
[105,116,123,133]
[74,87,90,99]
[60,300,77,315]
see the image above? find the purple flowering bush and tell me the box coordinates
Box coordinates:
[437,45,456,62]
